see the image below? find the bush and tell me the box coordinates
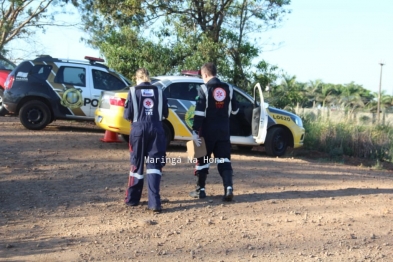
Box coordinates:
[302,116,393,162]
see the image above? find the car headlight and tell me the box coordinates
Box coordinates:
[291,115,303,127]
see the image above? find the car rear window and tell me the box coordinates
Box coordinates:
[29,65,52,81]
[0,58,16,70]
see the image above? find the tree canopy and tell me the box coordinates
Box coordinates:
[76,0,291,85]
[2,1,389,114]
[74,0,392,113]
[0,0,74,60]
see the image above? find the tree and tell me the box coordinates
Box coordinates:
[301,80,323,108]
[252,60,281,95]
[76,0,290,87]
[219,0,290,87]
[366,91,393,113]
[0,0,73,60]
[268,74,304,110]
[337,83,365,113]
[313,83,339,109]
[97,26,178,80]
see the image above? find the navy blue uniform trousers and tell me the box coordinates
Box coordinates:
[195,121,232,183]
[125,122,166,209]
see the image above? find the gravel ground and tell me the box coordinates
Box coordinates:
[1,116,393,262]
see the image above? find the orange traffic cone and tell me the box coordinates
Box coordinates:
[100,130,121,143]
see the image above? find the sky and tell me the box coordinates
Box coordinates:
[15,0,393,95]
[262,0,393,94]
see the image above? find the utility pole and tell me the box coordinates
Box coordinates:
[377,62,385,123]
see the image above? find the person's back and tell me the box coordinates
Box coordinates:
[123,68,168,213]
[194,78,237,130]
[205,78,233,122]
[126,84,165,124]
[189,63,239,201]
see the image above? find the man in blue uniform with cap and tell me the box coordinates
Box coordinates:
[123,68,169,213]
[189,62,239,201]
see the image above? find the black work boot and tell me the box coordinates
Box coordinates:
[189,187,206,199]
[223,187,233,201]
[189,173,207,199]
[222,170,234,201]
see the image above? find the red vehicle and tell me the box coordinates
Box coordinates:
[0,57,16,116]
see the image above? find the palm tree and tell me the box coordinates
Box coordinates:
[337,83,365,113]
[314,83,339,109]
[363,91,392,113]
[303,79,323,108]
[271,75,304,111]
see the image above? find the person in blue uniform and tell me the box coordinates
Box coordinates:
[189,62,239,201]
[123,68,168,213]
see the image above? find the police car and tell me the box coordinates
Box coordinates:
[95,75,305,156]
[3,55,130,129]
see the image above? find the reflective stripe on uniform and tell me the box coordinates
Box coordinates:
[228,85,233,117]
[201,84,208,115]
[194,110,205,116]
[130,171,144,179]
[231,108,239,115]
[130,86,138,122]
[157,88,163,120]
[146,169,162,175]
[195,163,210,170]
[219,158,231,163]
[201,84,208,100]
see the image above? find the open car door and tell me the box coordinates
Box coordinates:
[251,83,268,143]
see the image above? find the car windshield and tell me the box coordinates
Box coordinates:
[0,58,16,70]
[117,73,132,86]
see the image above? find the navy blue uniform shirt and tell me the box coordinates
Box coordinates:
[192,77,239,132]
[123,82,168,123]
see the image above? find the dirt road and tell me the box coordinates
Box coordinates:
[1,116,393,261]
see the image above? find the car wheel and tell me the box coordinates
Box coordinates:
[265,126,288,157]
[121,134,130,143]
[163,122,172,149]
[0,89,8,116]
[19,100,51,130]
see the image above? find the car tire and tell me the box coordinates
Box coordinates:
[121,134,130,143]
[0,89,8,116]
[19,100,51,130]
[265,126,288,157]
[163,122,172,149]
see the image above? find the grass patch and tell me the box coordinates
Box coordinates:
[301,115,393,163]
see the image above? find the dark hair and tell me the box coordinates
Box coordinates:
[201,62,217,76]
